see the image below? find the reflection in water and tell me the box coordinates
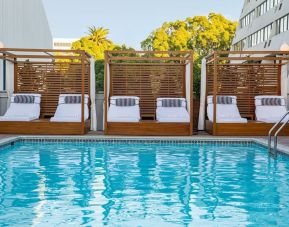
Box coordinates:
[0,142,289,226]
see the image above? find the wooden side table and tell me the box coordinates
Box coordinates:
[141,114,156,121]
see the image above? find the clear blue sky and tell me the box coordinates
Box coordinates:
[42,0,244,49]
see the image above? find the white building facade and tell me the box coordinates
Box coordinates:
[53,38,78,50]
[231,0,289,105]
[232,0,289,51]
[0,0,52,91]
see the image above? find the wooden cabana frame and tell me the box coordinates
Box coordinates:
[104,50,194,136]
[0,48,91,135]
[205,51,289,136]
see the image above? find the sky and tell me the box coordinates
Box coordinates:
[42,0,244,49]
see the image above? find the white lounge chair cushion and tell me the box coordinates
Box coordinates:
[156,107,190,122]
[51,94,89,122]
[107,105,140,122]
[51,104,89,122]
[207,96,247,123]
[107,96,140,122]
[213,117,248,123]
[0,115,39,122]
[0,93,41,122]
[255,96,288,123]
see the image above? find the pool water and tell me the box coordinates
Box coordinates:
[0,141,289,226]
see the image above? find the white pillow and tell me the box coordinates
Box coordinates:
[207,95,237,105]
[157,98,186,108]
[11,93,41,104]
[58,94,89,104]
[110,96,140,105]
[255,96,285,106]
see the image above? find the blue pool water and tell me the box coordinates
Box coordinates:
[0,141,289,226]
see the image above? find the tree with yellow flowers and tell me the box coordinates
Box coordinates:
[141,13,238,96]
[72,14,237,94]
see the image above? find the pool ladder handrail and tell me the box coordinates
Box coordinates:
[268,111,289,155]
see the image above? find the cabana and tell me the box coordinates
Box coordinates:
[104,51,194,136]
[201,51,289,136]
[0,48,96,135]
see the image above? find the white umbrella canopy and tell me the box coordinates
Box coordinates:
[198,58,207,131]
[279,43,289,107]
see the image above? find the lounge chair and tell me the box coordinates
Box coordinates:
[50,94,89,122]
[207,95,247,123]
[0,93,41,121]
[156,98,190,122]
[255,96,288,123]
[107,96,140,122]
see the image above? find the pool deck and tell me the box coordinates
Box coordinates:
[0,132,288,154]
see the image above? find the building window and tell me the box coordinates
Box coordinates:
[240,10,255,28]
[276,14,289,35]
[233,38,246,51]
[54,42,72,47]
[256,0,281,17]
[248,23,273,48]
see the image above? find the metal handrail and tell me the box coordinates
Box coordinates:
[268,111,289,155]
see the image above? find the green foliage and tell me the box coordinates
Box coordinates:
[95,60,104,92]
[113,44,135,52]
[141,13,238,97]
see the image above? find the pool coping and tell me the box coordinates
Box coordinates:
[0,135,288,155]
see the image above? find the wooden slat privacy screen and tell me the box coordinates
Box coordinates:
[16,62,90,117]
[110,64,185,116]
[206,51,287,120]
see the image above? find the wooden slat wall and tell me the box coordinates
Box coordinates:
[206,63,280,118]
[15,62,90,117]
[110,64,186,116]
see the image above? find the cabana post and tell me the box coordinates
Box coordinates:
[205,51,289,136]
[0,48,93,135]
[81,51,85,134]
[104,51,109,134]
[104,50,194,136]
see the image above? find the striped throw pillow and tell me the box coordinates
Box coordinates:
[261,98,282,106]
[14,95,35,104]
[214,96,233,104]
[64,96,82,104]
[161,99,183,107]
[115,98,136,107]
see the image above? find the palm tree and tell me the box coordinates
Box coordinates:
[87,26,113,48]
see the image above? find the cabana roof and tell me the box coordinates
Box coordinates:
[0,48,91,61]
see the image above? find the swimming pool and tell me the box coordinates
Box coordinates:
[0,140,289,226]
